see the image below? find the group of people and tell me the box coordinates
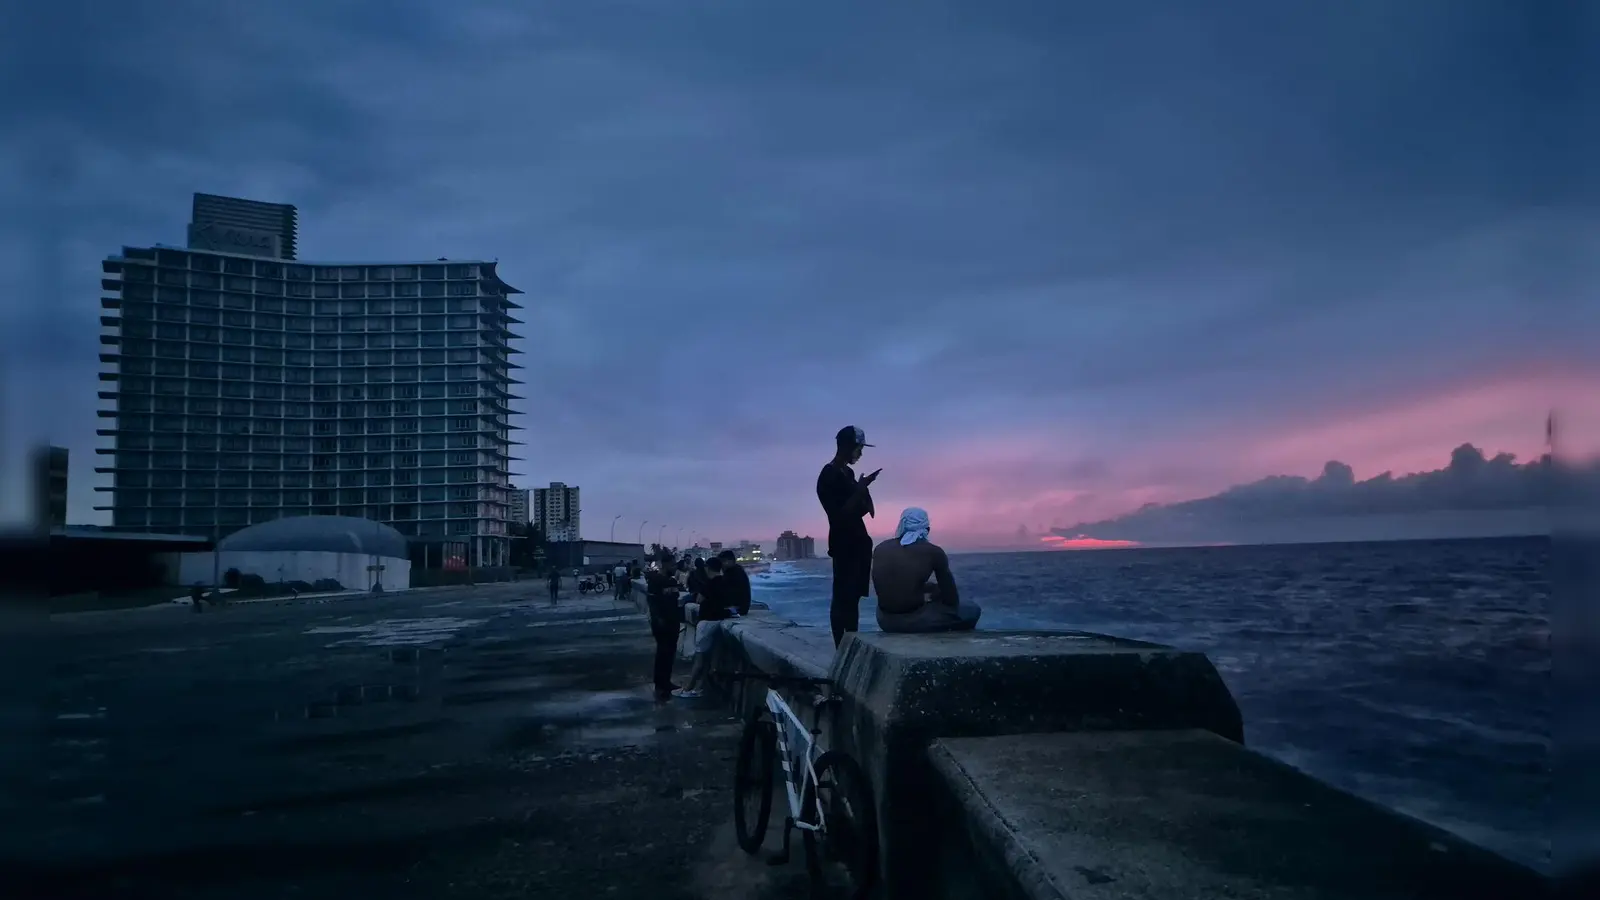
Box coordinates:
[818,425,982,646]
[546,564,641,604]
[625,423,973,700]
[643,548,753,701]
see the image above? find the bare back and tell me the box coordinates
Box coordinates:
[871,538,958,615]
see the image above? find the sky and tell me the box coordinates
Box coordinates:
[0,0,1593,550]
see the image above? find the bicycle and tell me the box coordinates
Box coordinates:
[722,670,879,899]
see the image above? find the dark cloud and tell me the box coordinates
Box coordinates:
[0,0,1591,536]
[1058,445,1574,546]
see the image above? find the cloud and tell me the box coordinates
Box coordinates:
[0,0,1592,541]
[1057,444,1576,546]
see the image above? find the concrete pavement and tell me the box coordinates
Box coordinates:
[6,583,812,899]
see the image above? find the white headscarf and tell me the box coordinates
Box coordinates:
[895,507,931,546]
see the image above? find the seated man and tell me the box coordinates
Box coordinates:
[674,556,734,699]
[872,507,981,633]
[717,549,752,616]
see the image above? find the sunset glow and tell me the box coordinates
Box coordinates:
[1039,535,1141,551]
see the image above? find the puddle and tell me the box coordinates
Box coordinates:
[306,617,483,648]
[526,690,640,721]
[560,724,662,749]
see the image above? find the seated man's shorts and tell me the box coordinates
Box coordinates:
[694,619,719,653]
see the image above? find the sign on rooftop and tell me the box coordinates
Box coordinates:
[187,222,282,259]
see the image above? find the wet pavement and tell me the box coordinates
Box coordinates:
[6,585,814,899]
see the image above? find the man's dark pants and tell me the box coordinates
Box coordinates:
[830,548,872,646]
[649,614,678,693]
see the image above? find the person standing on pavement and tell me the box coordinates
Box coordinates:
[547,567,560,605]
[817,425,880,646]
[645,559,685,700]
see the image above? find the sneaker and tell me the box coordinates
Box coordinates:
[672,688,703,699]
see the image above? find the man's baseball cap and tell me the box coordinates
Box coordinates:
[836,426,873,448]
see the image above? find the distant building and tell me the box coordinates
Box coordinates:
[774,530,816,561]
[533,482,580,542]
[96,192,524,570]
[508,488,531,526]
[736,540,764,563]
[34,446,69,529]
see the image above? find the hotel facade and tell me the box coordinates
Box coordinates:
[96,194,524,569]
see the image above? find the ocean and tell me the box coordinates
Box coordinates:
[749,536,1549,871]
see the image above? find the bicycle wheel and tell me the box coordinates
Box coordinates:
[801,751,879,900]
[733,713,777,854]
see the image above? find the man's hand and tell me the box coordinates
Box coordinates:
[862,467,883,486]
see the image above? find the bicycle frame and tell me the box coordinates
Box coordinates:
[764,686,826,834]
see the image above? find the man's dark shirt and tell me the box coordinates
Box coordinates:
[686,568,709,600]
[644,568,680,624]
[696,575,733,621]
[721,563,752,616]
[817,462,873,558]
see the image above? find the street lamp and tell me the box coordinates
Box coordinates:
[657,524,666,546]
[610,514,621,542]
[676,526,683,547]
[638,520,648,546]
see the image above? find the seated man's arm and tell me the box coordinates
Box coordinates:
[932,547,959,606]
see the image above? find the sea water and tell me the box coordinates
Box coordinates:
[750,536,1549,871]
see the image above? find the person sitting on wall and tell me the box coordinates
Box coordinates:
[872,507,981,634]
[673,556,734,699]
[717,549,752,616]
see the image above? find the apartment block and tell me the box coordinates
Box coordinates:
[95,194,525,569]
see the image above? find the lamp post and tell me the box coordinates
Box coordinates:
[676,526,684,548]
[610,514,621,542]
[657,524,666,547]
[638,520,648,547]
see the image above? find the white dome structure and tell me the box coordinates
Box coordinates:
[218,516,409,558]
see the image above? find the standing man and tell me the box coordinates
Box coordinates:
[645,559,684,701]
[547,567,561,606]
[817,425,880,646]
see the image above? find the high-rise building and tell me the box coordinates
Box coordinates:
[95,193,524,569]
[33,446,69,529]
[533,482,580,542]
[774,530,815,560]
[508,488,531,526]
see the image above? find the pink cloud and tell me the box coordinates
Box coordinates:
[1039,534,1140,550]
[1244,370,1592,480]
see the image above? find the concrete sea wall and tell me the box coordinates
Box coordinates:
[642,580,1549,900]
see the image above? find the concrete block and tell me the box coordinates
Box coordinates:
[706,613,834,722]
[928,730,1547,900]
[830,630,1245,900]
